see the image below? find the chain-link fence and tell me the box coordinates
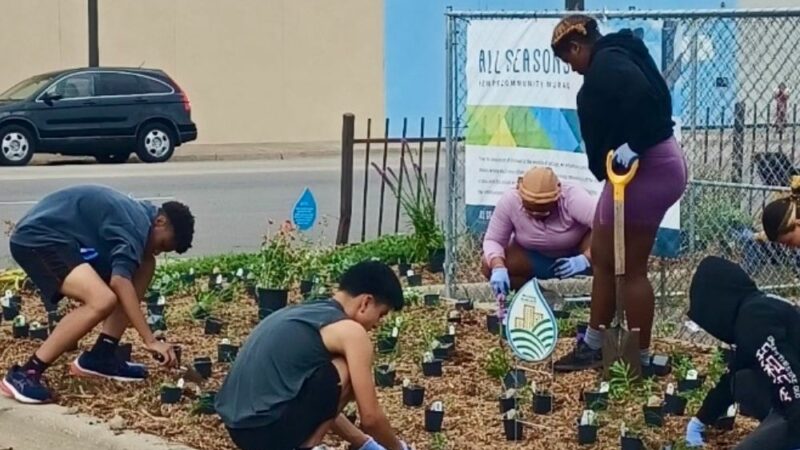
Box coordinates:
[444,8,800,314]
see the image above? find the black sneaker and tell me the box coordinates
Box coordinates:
[0,365,54,404]
[70,351,148,382]
[553,339,603,372]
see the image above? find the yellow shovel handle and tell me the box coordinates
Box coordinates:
[605,151,639,201]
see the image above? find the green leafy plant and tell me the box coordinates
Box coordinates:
[672,353,695,381]
[192,290,216,320]
[484,346,512,381]
[430,432,447,450]
[403,287,422,307]
[257,221,298,290]
[707,347,728,385]
[608,361,637,402]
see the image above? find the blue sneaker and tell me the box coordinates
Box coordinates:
[70,351,148,382]
[1,365,53,404]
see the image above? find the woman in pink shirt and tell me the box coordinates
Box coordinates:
[481,166,596,294]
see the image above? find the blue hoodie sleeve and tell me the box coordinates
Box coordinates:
[100,221,146,280]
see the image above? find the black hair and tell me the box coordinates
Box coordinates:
[161,201,195,253]
[338,260,404,311]
[552,15,603,56]
[762,196,795,241]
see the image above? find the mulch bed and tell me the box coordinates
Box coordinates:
[0,280,757,450]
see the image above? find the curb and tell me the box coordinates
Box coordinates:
[0,396,197,450]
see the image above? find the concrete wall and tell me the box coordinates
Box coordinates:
[98,0,384,144]
[0,0,87,97]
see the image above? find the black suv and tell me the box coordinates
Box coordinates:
[0,67,197,166]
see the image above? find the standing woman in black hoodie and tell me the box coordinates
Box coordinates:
[550,15,689,372]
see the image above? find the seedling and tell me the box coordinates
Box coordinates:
[217,338,239,363]
[498,388,518,413]
[422,351,443,377]
[583,381,609,411]
[502,409,525,441]
[374,363,396,388]
[406,270,422,287]
[643,395,665,427]
[160,379,183,404]
[29,321,48,341]
[502,368,527,390]
[532,382,554,415]
[484,347,511,381]
[663,383,687,416]
[424,293,440,307]
[620,423,645,450]
[193,391,217,415]
[577,410,599,445]
[12,314,29,339]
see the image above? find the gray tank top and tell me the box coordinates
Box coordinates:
[215,299,347,428]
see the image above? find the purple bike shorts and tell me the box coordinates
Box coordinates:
[595,136,688,227]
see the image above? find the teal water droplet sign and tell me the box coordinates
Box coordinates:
[503,279,559,362]
[292,187,317,231]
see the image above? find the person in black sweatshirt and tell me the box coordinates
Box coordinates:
[550,15,689,373]
[1,184,194,404]
[684,256,800,449]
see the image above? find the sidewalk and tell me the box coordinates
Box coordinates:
[0,396,197,450]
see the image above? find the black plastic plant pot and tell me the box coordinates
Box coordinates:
[218,344,239,363]
[486,314,500,334]
[245,283,256,299]
[432,344,453,361]
[146,291,161,304]
[677,378,702,393]
[300,280,314,295]
[577,425,598,445]
[621,436,645,450]
[552,309,571,319]
[503,369,528,390]
[583,391,608,411]
[182,273,195,284]
[115,343,133,362]
[197,392,217,415]
[422,359,443,377]
[424,409,444,433]
[407,274,422,287]
[498,395,518,414]
[447,312,462,324]
[398,261,411,275]
[13,324,29,339]
[424,294,440,307]
[173,345,183,366]
[3,306,19,321]
[438,333,455,346]
[714,415,736,431]
[377,336,397,354]
[204,317,224,335]
[664,394,687,416]
[455,299,473,311]
[427,248,445,273]
[374,365,396,388]
[651,354,671,377]
[643,405,665,427]
[160,386,182,405]
[533,393,553,415]
[29,326,48,341]
[503,418,524,441]
[258,307,274,321]
[47,311,62,327]
[193,357,213,379]
[147,303,165,317]
[402,385,425,407]
[256,288,288,312]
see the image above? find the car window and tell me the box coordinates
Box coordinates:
[47,73,96,99]
[0,74,58,101]
[95,73,142,96]
[137,76,172,94]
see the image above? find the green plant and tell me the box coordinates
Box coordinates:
[556,317,577,338]
[707,347,728,385]
[608,360,636,402]
[672,353,695,381]
[257,221,298,290]
[484,346,512,381]
[192,290,216,320]
[372,142,444,263]
[430,432,447,450]
[12,315,25,327]
[403,287,422,306]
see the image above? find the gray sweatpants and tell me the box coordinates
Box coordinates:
[734,409,794,450]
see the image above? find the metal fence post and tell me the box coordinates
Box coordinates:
[732,102,746,183]
[336,114,355,246]
[444,8,455,298]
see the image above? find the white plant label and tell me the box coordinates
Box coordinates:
[213,267,220,274]
[687,369,698,381]
[406,270,415,277]
[449,325,456,336]
[505,409,518,420]
[5,289,12,298]
[221,338,231,345]
[432,401,443,412]
[424,352,434,363]
[189,268,195,275]
[15,315,25,326]
[395,317,402,326]
[581,410,596,426]
[177,378,185,389]
[157,296,166,305]
[599,382,610,393]
[621,423,628,437]
[391,327,399,338]
[403,378,410,388]
[236,268,244,277]
[666,383,675,395]
[727,404,738,417]
[1,297,8,308]
[216,274,223,285]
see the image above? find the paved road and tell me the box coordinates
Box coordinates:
[0,157,447,267]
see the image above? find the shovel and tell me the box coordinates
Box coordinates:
[601,151,642,380]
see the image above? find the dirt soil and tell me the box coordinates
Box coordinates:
[0,281,758,450]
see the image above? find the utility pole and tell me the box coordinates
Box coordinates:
[88,0,99,66]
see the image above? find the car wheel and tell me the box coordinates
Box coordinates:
[95,151,131,164]
[0,125,35,166]
[135,123,175,163]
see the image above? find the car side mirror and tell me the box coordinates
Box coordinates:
[41,92,63,105]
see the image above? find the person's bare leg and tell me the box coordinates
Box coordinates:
[301,357,360,448]
[35,264,118,363]
[589,224,616,330]
[621,225,659,350]
[100,256,155,339]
